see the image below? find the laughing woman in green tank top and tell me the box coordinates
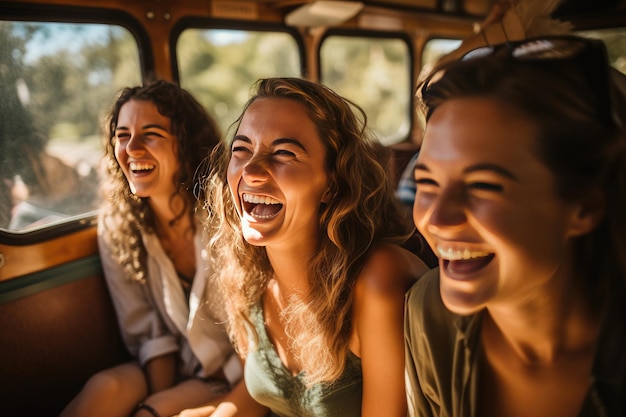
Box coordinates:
[178,77,429,417]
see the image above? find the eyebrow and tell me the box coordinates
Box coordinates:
[414,162,518,181]
[232,135,307,151]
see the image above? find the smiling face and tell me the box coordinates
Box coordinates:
[114,99,179,200]
[227,97,329,249]
[413,97,587,315]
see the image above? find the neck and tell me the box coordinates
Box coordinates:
[149,191,187,222]
[484,284,600,366]
[266,244,315,299]
[150,193,193,238]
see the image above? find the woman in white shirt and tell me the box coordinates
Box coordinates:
[60,80,241,417]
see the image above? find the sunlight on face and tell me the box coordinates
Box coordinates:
[227,98,329,249]
[413,97,582,315]
[114,100,179,200]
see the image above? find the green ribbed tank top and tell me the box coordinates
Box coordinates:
[245,304,363,417]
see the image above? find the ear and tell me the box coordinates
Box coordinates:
[566,189,605,238]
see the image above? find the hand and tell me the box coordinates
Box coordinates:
[175,405,217,417]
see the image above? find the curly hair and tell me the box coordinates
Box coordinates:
[203,77,414,385]
[418,37,626,310]
[99,79,221,283]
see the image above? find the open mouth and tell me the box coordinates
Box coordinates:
[129,161,155,174]
[242,193,283,219]
[438,247,495,276]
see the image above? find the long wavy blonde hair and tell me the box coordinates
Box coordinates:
[99,80,221,283]
[203,77,414,385]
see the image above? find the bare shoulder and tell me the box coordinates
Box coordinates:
[349,242,431,357]
[355,242,430,296]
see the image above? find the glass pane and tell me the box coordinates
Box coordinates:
[0,21,142,233]
[320,36,411,145]
[577,28,626,75]
[421,38,462,71]
[177,29,301,134]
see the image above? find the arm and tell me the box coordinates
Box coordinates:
[98,223,179,369]
[144,352,177,393]
[352,243,429,417]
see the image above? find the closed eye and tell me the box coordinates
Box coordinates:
[273,149,296,157]
[467,182,503,192]
[144,130,168,139]
[414,178,440,197]
[415,178,438,187]
[231,145,252,156]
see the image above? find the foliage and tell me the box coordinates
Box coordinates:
[177,29,301,135]
[0,21,141,230]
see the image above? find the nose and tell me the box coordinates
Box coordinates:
[125,133,145,156]
[241,154,270,182]
[420,184,467,235]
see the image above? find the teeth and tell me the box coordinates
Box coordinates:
[242,193,280,205]
[130,162,155,171]
[437,247,491,261]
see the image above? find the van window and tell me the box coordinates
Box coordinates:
[0,21,141,233]
[320,34,411,145]
[176,29,301,134]
[421,38,462,71]
[578,28,626,75]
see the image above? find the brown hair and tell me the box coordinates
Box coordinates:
[100,80,221,282]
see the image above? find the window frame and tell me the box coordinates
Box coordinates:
[317,28,415,145]
[170,17,306,84]
[170,17,305,137]
[0,3,151,243]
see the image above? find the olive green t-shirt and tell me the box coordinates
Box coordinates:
[404,268,626,417]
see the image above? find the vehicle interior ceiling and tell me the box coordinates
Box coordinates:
[265,0,626,159]
[254,0,626,26]
[257,0,626,14]
[251,0,626,120]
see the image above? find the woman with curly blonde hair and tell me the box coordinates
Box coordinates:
[61,80,242,417]
[181,77,429,417]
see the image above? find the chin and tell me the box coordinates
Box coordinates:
[440,289,486,316]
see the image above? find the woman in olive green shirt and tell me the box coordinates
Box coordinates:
[406,36,626,417]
